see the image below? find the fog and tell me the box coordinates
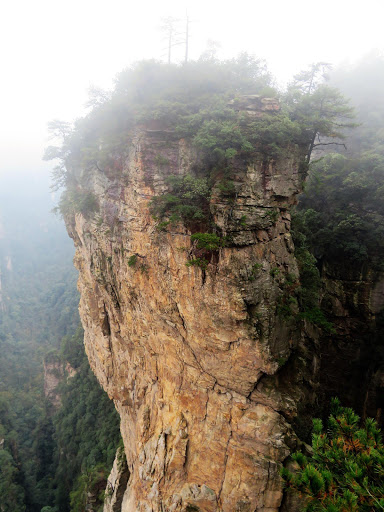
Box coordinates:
[1,0,383,177]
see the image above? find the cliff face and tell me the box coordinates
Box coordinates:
[104,447,130,512]
[318,262,384,425]
[66,114,312,511]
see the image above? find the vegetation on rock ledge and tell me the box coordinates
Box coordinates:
[44,56,354,224]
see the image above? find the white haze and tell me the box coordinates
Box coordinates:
[0,0,383,177]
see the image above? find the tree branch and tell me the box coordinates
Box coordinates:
[313,142,347,149]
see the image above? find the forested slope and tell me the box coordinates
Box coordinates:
[0,174,120,512]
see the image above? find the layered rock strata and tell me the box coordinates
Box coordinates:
[66,111,312,511]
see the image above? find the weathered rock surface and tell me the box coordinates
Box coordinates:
[104,447,130,512]
[66,117,312,511]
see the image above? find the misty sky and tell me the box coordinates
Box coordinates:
[1,0,383,177]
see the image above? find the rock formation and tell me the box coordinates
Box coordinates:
[43,354,65,409]
[104,446,130,512]
[43,355,77,410]
[65,101,316,511]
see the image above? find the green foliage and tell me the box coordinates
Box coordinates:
[266,208,279,223]
[282,399,384,511]
[156,220,171,231]
[294,152,384,269]
[299,308,335,333]
[44,57,273,198]
[154,154,170,166]
[239,215,247,227]
[294,55,384,271]
[290,237,335,332]
[0,173,80,511]
[0,449,26,512]
[0,176,119,512]
[151,174,210,226]
[277,357,288,368]
[285,62,356,161]
[274,272,300,319]
[247,113,302,158]
[174,97,303,165]
[191,116,253,160]
[185,258,208,270]
[291,200,337,331]
[44,120,74,192]
[293,247,321,309]
[267,225,334,331]
[53,328,120,512]
[55,189,99,219]
[190,232,225,251]
[185,233,225,271]
[45,58,355,243]
[248,263,263,281]
[60,327,84,369]
[45,57,340,228]
[270,267,280,278]
[0,326,119,512]
[217,179,235,197]
[69,465,107,512]
[114,54,272,126]
[127,254,137,267]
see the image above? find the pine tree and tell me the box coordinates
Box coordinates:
[282,398,384,511]
[285,63,357,162]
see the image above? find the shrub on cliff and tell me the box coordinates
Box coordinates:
[54,189,99,220]
[150,174,210,226]
[190,232,225,251]
[282,398,384,511]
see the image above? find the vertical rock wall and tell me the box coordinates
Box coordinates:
[67,123,312,511]
[318,262,384,425]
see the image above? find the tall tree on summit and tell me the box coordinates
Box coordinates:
[286,63,357,162]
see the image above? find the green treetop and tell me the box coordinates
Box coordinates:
[285,63,357,162]
[44,57,354,222]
